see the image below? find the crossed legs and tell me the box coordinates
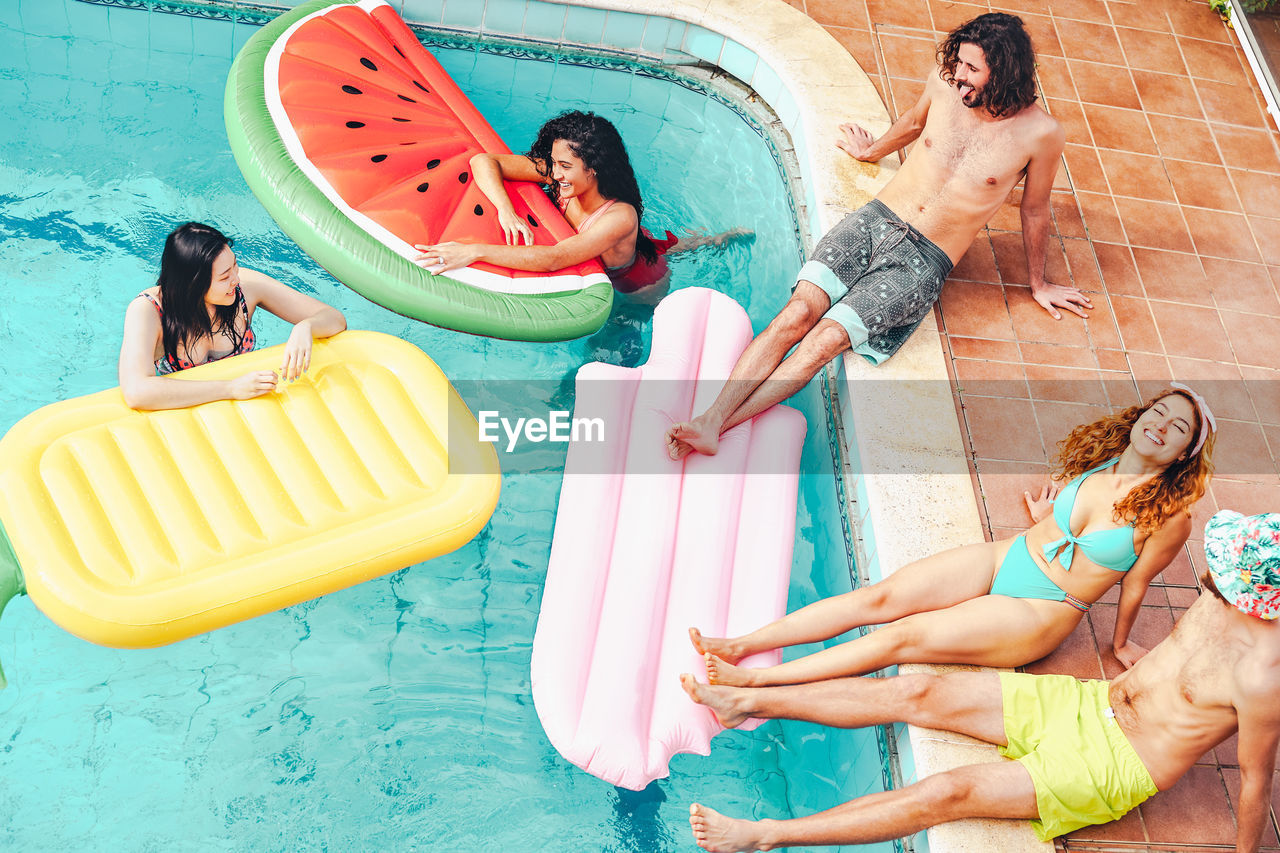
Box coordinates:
[681,673,1038,851]
[665,281,848,460]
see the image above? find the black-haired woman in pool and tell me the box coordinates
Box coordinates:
[414,110,738,296]
[119,222,346,410]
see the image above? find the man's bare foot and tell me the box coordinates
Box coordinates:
[689,803,770,852]
[688,627,746,664]
[665,415,720,461]
[705,653,760,687]
[680,673,751,729]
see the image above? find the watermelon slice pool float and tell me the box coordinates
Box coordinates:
[225,0,613,341]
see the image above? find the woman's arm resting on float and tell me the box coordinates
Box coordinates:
[469,152,546,246]
[1112,511,1192,668]
[415,204,637,274]
[117,296,278,410]
[241,268,346,381]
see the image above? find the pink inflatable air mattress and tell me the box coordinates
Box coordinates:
[531,287,807,790]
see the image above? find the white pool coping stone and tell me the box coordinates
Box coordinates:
[542,0,1052,850]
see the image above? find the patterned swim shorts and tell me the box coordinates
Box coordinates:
[796,199,953,364]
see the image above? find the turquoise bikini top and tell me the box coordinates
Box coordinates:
[1043,458,1138,573]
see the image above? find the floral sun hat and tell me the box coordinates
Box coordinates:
[1204,510,1280,621]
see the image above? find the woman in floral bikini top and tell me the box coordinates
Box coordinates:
[118,222,346,410]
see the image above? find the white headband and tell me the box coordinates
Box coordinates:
[1169,382,1217,458]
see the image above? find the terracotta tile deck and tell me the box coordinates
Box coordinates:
[789,0,1280,849]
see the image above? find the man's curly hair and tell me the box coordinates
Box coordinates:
[936,13,1038,119]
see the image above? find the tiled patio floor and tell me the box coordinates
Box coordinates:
[787,0,1280,850]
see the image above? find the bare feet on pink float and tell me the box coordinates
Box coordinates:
[679,673,750,729]
[664,415,720,461]
[687,627,746,664]
[704,653,758,687]
[689,803,768,853]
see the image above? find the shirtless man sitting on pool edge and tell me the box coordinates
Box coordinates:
[681,510,1280,852]
[666,12,1089,461]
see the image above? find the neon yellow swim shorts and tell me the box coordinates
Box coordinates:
[999,672,1159,841]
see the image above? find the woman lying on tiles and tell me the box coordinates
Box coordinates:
[691,385,1216,683]
[119,222,346,410]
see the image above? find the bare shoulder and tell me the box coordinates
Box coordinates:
[923,68,950,95]
[1231,613,1280,696]
[1017,101,1065,146]
[600,199,639,230]
[236,267,288,303]
[1152,509,1194,544]
[1236,643,1280,708]
[128,286,162,316]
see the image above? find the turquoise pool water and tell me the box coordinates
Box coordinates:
[0,1,892,850]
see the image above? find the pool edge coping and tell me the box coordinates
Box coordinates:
[556,1,1054,850]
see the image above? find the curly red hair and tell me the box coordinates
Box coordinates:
[1050,389,1214,533]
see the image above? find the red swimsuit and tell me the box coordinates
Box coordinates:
[566,198,677,294]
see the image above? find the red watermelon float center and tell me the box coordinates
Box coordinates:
[264,0,609,297]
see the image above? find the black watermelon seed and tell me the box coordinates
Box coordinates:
[458,172,468,184]
[342,85,362,95]
[346,120,365,128]
[360,57,377,71]
[474,204,483,215]
[427,159,441,169]
[392,117,410,122]
[416,182,429,192]
[413,80,429,93]
[398,94,416,103]
[371,154,387,163]
[527,215,538,228]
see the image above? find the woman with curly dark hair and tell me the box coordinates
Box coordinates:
[689,386,1217,684]
[414,111,732,296]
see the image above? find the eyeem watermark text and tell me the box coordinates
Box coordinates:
[478,411,605,452]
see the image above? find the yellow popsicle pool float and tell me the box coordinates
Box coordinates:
[0,330,500,684]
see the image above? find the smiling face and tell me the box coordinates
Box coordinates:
[953,42,992,109]
[549,138,597,202]
[1131,393,1198,467]
[204,245,240,308]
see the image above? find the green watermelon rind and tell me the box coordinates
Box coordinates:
[224,0,614,342]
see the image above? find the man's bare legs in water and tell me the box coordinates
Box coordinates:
[664,281,843,459]
[680,672,1038,851]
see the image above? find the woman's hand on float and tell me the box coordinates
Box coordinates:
[497,209,534,246]
[280,318,314,381]
[413,242,480,274]
[229,370,279,400]
[1023,483,1059,523]
[1113,641,1149,670]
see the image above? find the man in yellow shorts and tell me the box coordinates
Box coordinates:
[679,510,1280,852]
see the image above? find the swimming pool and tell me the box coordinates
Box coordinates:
[0,1,892,849]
